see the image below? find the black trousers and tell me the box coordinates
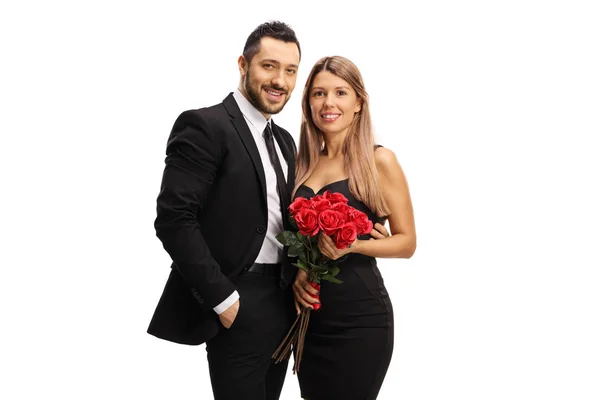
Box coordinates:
[205,271,294,400]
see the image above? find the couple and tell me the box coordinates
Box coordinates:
[148,21,416,400]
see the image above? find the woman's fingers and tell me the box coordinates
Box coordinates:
[293,280,319,308]
[293,288,316,309]
[319,234,337,259]
[370,222,390,239]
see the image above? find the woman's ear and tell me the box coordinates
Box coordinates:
[354,99,362,113]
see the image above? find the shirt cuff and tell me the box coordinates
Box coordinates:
[213,290,239,315]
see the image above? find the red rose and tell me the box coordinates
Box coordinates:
[322,190,348,205]
[310,196,331,213]
[330,202,351,218]
[334,222,359,249]
[294,208,320,237]
[289,197,311,216]
[349,210,373,235]
[318,209,346,236]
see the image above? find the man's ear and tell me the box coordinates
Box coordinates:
[238,55,248,76]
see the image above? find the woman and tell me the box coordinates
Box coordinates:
[292,56,416,399]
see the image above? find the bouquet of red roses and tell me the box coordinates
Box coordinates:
[271,190,373,373]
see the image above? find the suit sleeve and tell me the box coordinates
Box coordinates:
[154,110,236,309]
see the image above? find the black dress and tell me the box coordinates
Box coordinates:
[295,179,394,400]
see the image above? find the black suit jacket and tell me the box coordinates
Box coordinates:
[148,93,297,345]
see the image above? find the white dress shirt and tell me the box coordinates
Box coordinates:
[213,89,288,315]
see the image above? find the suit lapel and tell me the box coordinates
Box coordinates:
[222,94,267,202]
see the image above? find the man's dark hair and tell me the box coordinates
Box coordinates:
[242,21,301,63]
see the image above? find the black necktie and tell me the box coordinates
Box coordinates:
[263,122,289,219]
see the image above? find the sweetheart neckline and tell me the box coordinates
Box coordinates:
[299,178,349,195]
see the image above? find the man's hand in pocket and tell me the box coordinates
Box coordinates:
[218,299,240,329]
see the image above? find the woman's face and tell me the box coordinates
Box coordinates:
[308,71,362,137]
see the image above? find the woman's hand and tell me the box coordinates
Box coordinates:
[318,233,354,260]
[292,269,320,314]
[319,222,390,260]
[370,222,390,240]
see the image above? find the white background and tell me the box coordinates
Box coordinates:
[2,0,599,399]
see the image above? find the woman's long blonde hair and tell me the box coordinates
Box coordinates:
[294,56,389,217]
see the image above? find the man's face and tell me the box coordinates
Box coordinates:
[239,37,300,117]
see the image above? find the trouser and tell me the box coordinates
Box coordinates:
[206,267,294,400]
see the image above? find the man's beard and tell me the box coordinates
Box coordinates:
[244,69,288,116]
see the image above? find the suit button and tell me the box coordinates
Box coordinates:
[256,226,266,234]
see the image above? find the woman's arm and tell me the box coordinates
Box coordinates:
[319,147,416,260]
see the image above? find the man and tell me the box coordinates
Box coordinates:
[147,21,301,400]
